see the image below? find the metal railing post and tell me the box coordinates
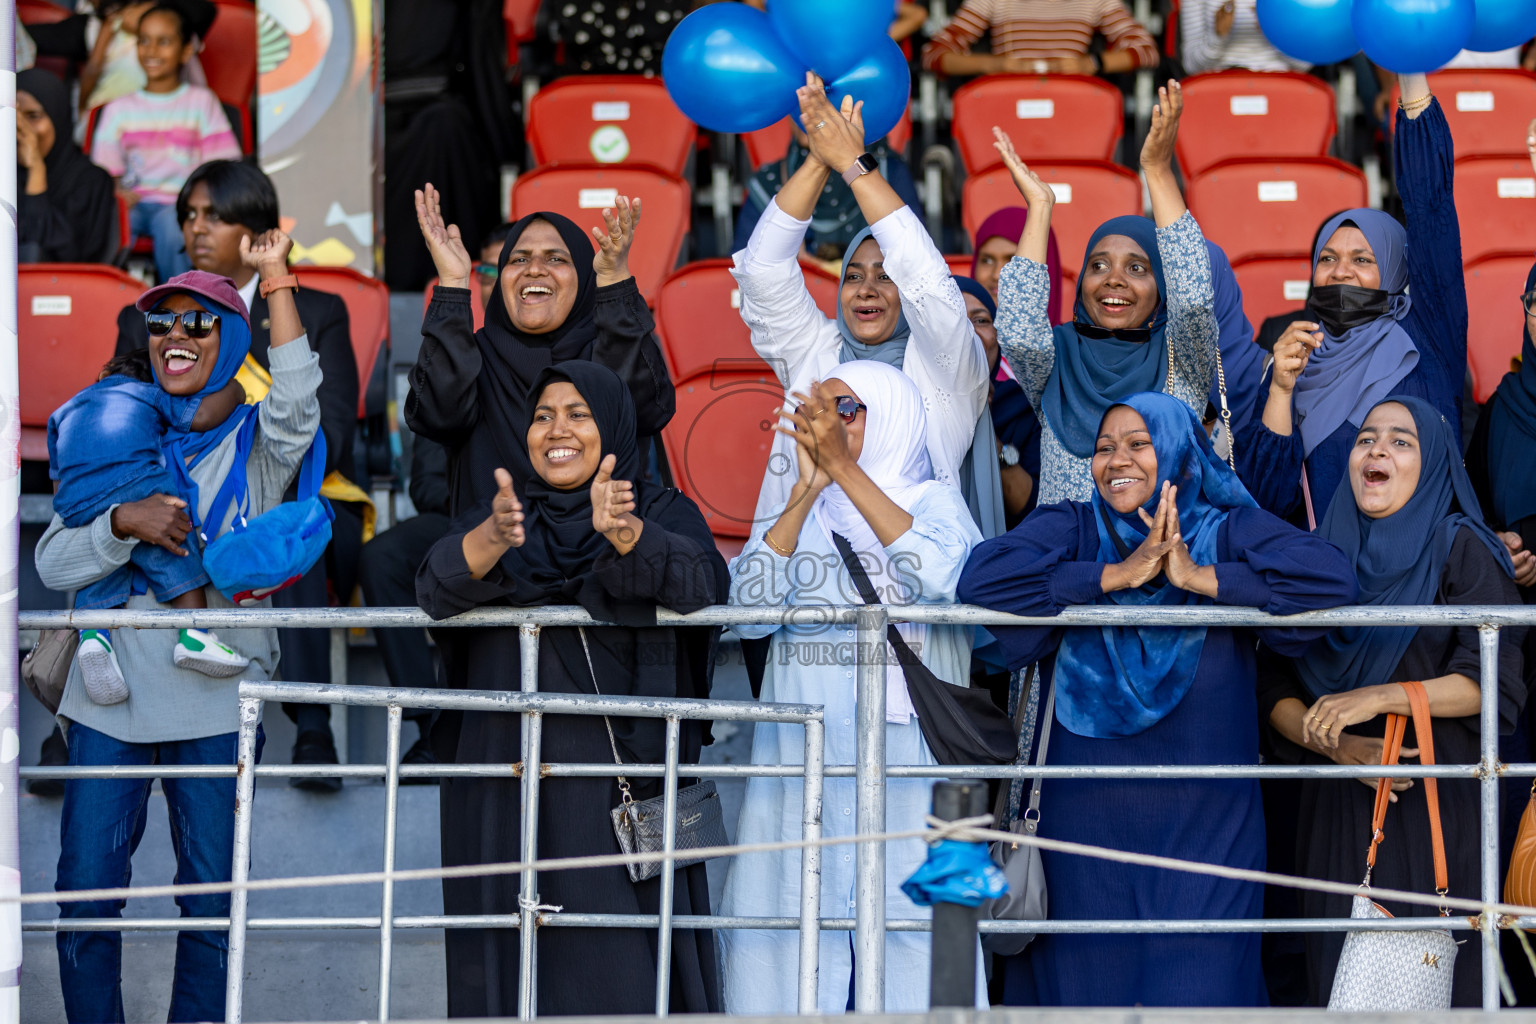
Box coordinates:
[1479,624,1502,1010]
[654,716,681,1016]
[377,704,403,1020]
[854,604,888,1012]
[224,695,262,1024]
[517,624,543,1021]
[797,716,826,1013]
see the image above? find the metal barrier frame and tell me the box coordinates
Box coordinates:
[18,603,1536,1020]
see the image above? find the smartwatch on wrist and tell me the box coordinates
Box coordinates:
[841,153,878,186]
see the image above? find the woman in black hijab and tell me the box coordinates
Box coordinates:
[405,183,674,517]
[417,361,726,1018]
[16,68,115,264]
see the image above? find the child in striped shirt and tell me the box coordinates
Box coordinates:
[91,4,240,282]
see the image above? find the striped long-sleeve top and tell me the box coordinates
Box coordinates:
[921,0,1159,72]
[91,83,240,204]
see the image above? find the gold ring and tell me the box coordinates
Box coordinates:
[1319,723,1331,731]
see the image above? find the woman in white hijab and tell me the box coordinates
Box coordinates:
[720,360,985,1013]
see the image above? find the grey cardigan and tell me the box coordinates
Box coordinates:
[36,336,323,743]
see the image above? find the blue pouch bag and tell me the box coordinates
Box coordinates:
[200,417,334,606]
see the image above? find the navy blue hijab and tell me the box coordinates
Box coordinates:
[1297,396,1514,698]
[1043,216,1171,459]
[1054,392,1258,738]
[1485,261,1536,529]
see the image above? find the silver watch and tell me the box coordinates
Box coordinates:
[999,443,1020,468]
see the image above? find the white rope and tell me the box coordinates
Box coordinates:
[920,813,994,844]
[16,816,1536,928]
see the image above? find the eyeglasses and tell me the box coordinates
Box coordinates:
[1521,290,1536,315]
[145,309,220,338]
[798,395,867,423]
[473,262,499,283]
[1073,319,1153,343]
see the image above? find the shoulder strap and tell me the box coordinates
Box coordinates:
[198,412,259,543]
[831,532,880,606]
[578,626,636,806]
[1364,680,1448,897]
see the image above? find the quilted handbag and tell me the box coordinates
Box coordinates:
[983,665,1053,956]
[1505,781,1536,908]
[578,628,728,883]
[1328,680,1457,1012]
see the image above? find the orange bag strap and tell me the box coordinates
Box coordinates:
[1364,681,1449,901]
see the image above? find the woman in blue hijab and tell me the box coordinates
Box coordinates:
[1259,396,1525,1007]
[1237,72,1468,526]
[959,392,1356,1008]
[995,81,1220,505]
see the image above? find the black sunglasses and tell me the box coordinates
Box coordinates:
[1521,290,1536,315]
[798,395,867,423]
[1074,319,1153,343]
[145,309,220,338]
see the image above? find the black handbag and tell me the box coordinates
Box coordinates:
[832,533,1016,765]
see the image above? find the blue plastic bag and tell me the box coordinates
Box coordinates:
[901,839,1009,908]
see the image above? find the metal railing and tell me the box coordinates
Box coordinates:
[19,602,1536,1021]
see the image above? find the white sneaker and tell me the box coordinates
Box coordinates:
[77,631,128,705]
[173,628,249,677]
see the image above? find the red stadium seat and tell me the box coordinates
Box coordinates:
[202,0,256,155]
[800,259,841,320]
[1230,254,1313,336]
[1400,70,1536,158]
[527,76,695,175]
[422,278,487,332]
[1453,155,1536,265]
[1176,71,1336,179]
[1463,252,1531,403]
[653,260,771,381]
[17,0,67,23]
[742,104,914,169]
[511,164,690,300]
[1186,157,1367,266]
[945,254,974,277]
[295,266,390,418]
[505,0,541,61]
[950,75,1124,173]
[660,368,785,548]
[20,264,145,461]
[964,160,1142,285]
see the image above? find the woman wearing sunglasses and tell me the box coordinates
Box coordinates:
[1236,71,1469,526]
[721,362,985,1013]
[36,234,323,1022]
[734,74,994,540]
[992,80,1219,505]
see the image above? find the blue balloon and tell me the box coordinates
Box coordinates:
[770,0,892,81]
[795,38,912,146]
[1466,0,1536,52]
[661,4,807,134]
[1353,0,1475,73]
[1256,0,1359,66]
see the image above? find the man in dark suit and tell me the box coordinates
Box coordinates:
[114,159,362,789]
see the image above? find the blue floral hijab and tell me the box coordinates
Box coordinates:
[1054,392,1258,738]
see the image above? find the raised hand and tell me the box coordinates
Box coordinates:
[797,72,866,176]
[414,182,472,289]
[590,453,638,536]
[1160,486,1220,597]
[1140,80,1183,173]
[1272,322,1323,393]
[592,196,642,287]
[775,380,856,478]
[991,127,1055,211]
[17,118,41,173]
[484,468,525,548]
[1103,481,1178,591]
[239,228,294,278]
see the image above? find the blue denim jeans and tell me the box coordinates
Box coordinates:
[128,200,191,283]
[56,722,263,1024]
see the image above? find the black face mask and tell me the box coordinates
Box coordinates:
[1306,283,1391,335]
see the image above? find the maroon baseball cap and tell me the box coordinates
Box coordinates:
[135,270,251,326]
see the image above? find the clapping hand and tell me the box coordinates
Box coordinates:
[797,72,866,176]
[592,196,642,287]
[775,380,856,478]
[591,454,639,538]
[1104,481,1181,591]
[415,182,472,289]
[992,127,1055,211]
[483,468,526,548]
[1140,80,1183,173]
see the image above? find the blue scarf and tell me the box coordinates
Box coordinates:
[1297,396,1514,698]
[159,296,257,514]
[1042,216,1171,459]
[835,226,912,367]
[1054,392,1258,738]
[1293,209,1420,456]
[1486,261,1536,529]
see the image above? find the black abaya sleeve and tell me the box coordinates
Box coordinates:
[20,161,115,264]
[590,277,675,436]
[593,507,724,614]
[405,287,483,445]
[415,526,517,620]
[1426,529,1527,733]
[1466,396,1500,530]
